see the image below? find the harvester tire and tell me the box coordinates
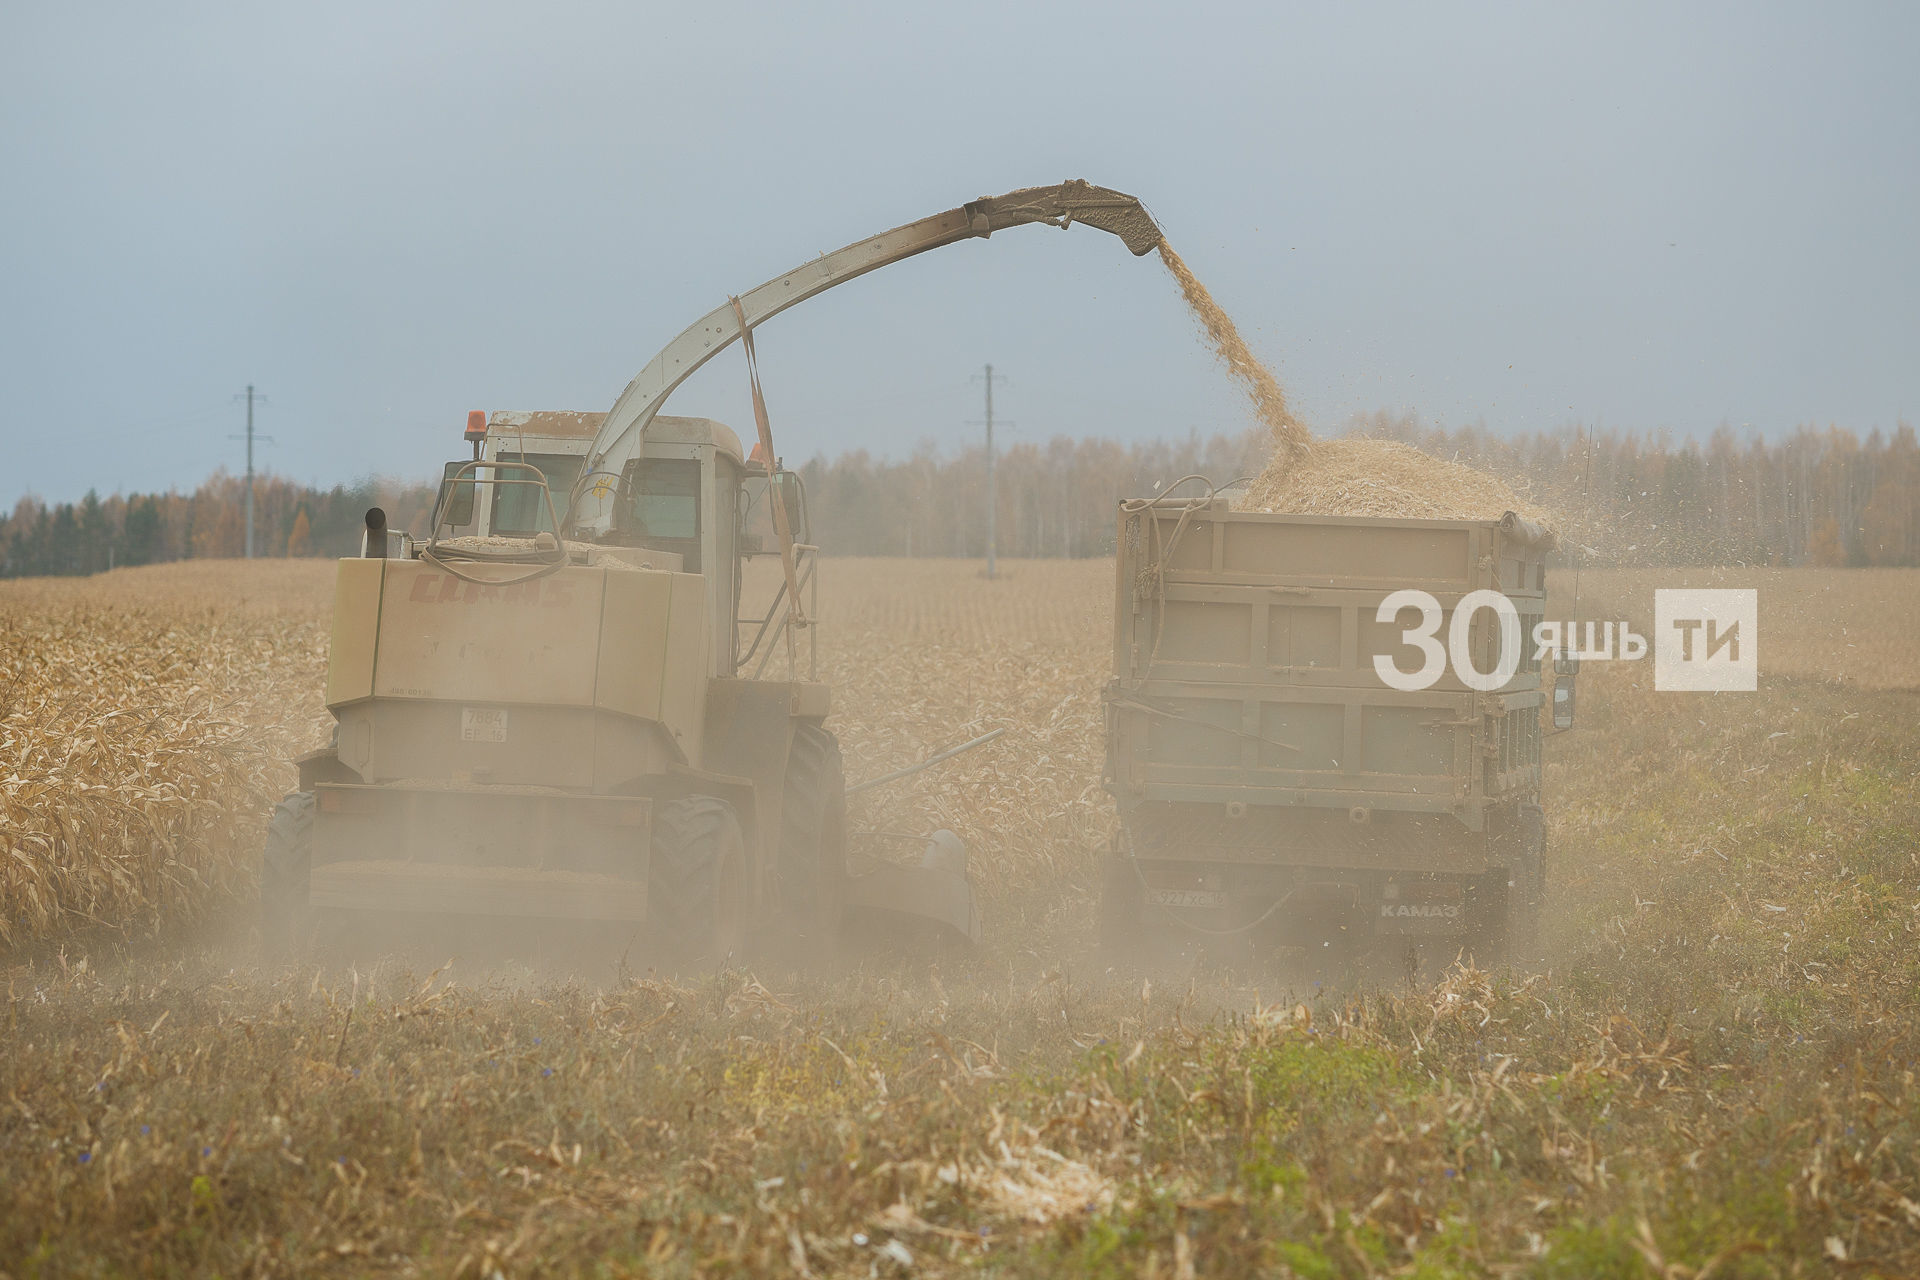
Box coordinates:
[775,724,849,938]
[260,790,315,961]
[649,796,750,962]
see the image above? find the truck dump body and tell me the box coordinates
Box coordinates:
[1103,498,1553,956]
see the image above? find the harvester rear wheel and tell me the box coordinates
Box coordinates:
[776,724,849,938]
[260,790,315,961]
[649,796,750,963]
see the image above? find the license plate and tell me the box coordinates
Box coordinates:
[1144,888,1228,909]
[461,707,508,743]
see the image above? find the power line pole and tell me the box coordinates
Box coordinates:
[230,386,273,558]
[984,363,996,580]
[971,364,1010,579]
[243,385,256,558]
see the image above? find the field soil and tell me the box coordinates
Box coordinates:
[3,558,1919,1277]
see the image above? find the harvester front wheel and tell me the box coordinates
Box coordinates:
[260,790,315,961]
[649,796,750,963]
[776,724,849,939]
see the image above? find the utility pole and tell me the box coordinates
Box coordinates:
[971,364,1009,579]
[230,387,273,558]
[984,363,996,580]
[243,385,256,558]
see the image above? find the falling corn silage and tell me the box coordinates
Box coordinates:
[1157,242,1551,527]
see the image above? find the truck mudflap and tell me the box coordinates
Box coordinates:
[309,861,649,922]
[841,830,982,948]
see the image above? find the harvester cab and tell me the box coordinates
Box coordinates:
[262,179,1165,965]
[426,411,809,682]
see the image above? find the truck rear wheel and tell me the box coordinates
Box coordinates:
[1472,802,1546,969]
[1096,853,1142,955]
[1465,870,1540,970]
[649,796,749,963]
[776,724,848,939]
[260,790,315,962]
[1512,802,1547,966]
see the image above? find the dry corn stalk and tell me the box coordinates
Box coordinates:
[0,562,334,949]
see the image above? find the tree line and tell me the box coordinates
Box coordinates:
[1350,413,1920,567]
[796,430,1268,560]
[0,472,437,578]
[799,417,1919,567]
[3,417,1915,577]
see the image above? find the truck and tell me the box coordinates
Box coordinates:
[261,181,1165,961]
[1098,489,1571,971]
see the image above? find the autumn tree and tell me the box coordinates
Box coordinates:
[286,507,314,557]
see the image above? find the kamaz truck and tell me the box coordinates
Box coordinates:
[1099,490,1572,971]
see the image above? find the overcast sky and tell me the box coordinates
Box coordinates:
[3,1,1915,506]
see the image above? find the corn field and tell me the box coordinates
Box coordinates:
[3,558,1919,1275]
[0,562,334,949]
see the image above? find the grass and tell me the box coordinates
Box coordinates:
[3,559,1919,1275]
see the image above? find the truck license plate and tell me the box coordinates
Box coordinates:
[461,708,508,743]
[1144,888,1228,909]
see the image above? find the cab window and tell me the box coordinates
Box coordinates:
[619,457,702,569]
[491,452,583,535]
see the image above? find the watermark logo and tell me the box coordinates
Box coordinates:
[1370,587,1757,692]
[1653,589,1757,691]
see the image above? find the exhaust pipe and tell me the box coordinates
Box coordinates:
[362,507,388,558]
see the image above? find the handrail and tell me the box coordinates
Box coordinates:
[741,545,821,680]
[420,460,569,586]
